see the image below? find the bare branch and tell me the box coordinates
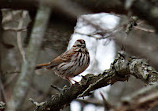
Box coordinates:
[76,98,103,107]
[112,82,158,111]
[100,92,112,110]
[16,11,28,62]
[80,15,158,71]
[6,5,51,111]
[134,26,155,33]
[35,52,158,111]
[0,79,6,103]
[0,0,158,32]
[130,0,158,32]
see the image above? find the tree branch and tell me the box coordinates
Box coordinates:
[35,51,158,111]
[0,0,158,32]
[6,5,51,111]
[131,0,158,32]
[80,15,158,71]
[112,82,158,111]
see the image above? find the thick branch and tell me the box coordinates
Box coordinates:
[35,52,158,111]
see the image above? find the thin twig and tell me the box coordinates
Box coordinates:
[3,27,27,32]
[76,98,103,106]
[134,26,155,33]
[0,79,6,103]
[3,72,18,88]
[100,92,112,110]
[17,11,27,62]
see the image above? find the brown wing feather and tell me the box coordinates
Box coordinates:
[47,48,75,69]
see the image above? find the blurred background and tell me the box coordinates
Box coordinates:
[0,1,158,111]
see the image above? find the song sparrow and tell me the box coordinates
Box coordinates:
[35,39,90,84]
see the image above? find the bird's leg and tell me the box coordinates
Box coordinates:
[71,78,78,84]
[65,77,73,85]
[65,77,76,85]
[65,77,78,85]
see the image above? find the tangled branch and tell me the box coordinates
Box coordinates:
[34,51,158,111]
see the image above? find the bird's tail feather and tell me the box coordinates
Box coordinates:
[35,63,51,69]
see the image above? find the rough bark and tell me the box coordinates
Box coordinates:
[35,51,158,111]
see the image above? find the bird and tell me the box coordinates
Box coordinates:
[35,39,90,84]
